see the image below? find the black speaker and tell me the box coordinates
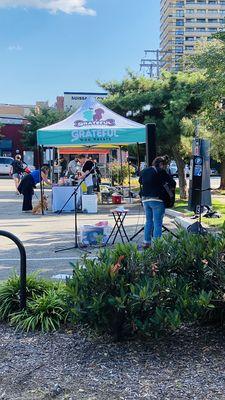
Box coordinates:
[187,221,207,235]
[146,123,156,167]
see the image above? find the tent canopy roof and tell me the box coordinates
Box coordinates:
[37,97,146,147]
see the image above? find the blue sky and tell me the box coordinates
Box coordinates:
[0,0,160,105]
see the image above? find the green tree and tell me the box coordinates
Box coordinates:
[22,108,68,150]
[191,37,225,189]
[99,71,204,199]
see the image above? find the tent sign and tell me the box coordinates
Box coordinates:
[71,129,118,142]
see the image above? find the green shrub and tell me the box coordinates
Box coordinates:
[110,162,135,185]
[10,289,67,332]
[0,272,52,321]
[66,231,225,339]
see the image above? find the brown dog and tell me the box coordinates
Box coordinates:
[32,195,48,214]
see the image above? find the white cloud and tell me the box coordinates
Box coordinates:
[8,44,23,51]
[0,1,96,15]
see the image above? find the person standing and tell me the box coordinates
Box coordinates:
[18,166,51,212]
[67,156,78,177]
[92,159,102,192]
[10,155,25,194]
[77,154,94,194]
[139,156,176,248]
[59,156,67,177]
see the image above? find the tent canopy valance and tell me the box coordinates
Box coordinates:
[37,97,146,147]
[59,148,110,155]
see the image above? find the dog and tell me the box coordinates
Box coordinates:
[32,195,48,214]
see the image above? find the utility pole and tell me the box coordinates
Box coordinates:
[140,49,171,78]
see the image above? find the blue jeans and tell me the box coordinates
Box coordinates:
[143,200,165,244]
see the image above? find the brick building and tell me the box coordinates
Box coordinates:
[0,115,26,157]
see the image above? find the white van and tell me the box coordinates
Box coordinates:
[0,156,14,175]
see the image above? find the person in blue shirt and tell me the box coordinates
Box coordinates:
[18,166,51,212]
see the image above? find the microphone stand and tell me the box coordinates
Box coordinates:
[55,167,95,253]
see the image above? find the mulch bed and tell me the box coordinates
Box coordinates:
[0,324,225,400]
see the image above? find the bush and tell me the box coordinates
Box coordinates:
[110,162,135,185]
[1,230,225,337]
[0,273,68,332]
[0,272,52,321]
[66,230,225,339]
[10,289,67,332]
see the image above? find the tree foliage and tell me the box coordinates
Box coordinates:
[22,108,68,149]
[99,71,205,198]
[191,38,225,188]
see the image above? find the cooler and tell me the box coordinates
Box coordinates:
[112,194,122,204]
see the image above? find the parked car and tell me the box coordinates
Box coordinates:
[169,161,178,177]
[210,168,218,176]
[0,156,14,175]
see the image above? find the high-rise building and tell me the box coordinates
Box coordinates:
[160,0,225,71]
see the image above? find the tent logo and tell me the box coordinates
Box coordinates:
[71,129,119,143]
[74,108,115,127]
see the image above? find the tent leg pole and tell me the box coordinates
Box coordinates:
[57,148,60,183]
[38,146,44,215]
[137,142,140,176]
[52,147,56,184]
[119,145,123,187]
[128,156,131,202]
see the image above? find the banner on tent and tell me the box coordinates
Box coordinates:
[37,128,145,146]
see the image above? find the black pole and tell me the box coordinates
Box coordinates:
[38,145,45,215]
[127,158,131,201]
[146,123,156,167]
[119,145,123,186]
[0,231,26,309]
[137,142,141,176]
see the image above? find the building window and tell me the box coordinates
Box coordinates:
[175,29,184,35]
[196,18,206,23]
[176,19,184,26]
[175,37,184,43]
[175,46,184,53]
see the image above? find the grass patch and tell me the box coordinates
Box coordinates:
[174,193,225,229]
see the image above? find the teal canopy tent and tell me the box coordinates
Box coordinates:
[37,97,146,147]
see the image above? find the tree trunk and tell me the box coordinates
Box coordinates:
[220,158,225,190]
[173,152,187,200]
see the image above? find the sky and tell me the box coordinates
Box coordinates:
[0,0,160,105]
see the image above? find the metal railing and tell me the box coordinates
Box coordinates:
[0,230,26,309]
